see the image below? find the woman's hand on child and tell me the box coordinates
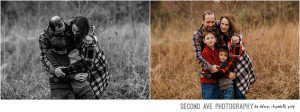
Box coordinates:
[54,67,66,77]
[229,72,236,80]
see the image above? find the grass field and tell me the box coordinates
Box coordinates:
[1,1,149,99]
[1,23,149,99]
[150,21,299,99]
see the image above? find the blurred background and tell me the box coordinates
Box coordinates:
[1,1,150,99]
[151,1,299,99]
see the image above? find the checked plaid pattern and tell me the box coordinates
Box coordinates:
[228,38,256,95]
[233,52,256,95]
[193,21,221,71]
[83,36,110,98]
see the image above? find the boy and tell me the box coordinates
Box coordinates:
[46,36,96,99]
[200,32,236,99]
[199,31,221,99]
[214,46,235,99]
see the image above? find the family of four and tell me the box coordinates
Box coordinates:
[193,10,256,99]
[39,16,109,99]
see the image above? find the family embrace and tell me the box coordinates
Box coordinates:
[193,10,256,99]
[39,16,109,99]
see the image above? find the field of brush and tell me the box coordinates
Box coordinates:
[150,1,299,99]
[1,1,149,99]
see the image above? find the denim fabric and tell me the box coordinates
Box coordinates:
[201,83,221,99]
[233,83,246,99]
[79,89,96,99]
[221,86,234,99]
[51,89,75,99]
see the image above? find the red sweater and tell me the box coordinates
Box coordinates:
[200,45,220,84]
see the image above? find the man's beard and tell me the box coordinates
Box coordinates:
[205,26,213,31]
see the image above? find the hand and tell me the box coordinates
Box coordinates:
[54,67,66,77]
[74,73,88,81]
[231,35,240,44]
[229,72,236,80]
[211,65,219,73]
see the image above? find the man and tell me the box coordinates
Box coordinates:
[39,16,109,99]
[192,10,240,74]
[192,10,241,99]
[39,16,76,99]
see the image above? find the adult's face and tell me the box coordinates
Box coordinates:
[202,14,215,31]
[54,21,65,34]
[220,18,230,33]
[72,24,80,37]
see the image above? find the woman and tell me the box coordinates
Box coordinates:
[67,16,109,99]
[218,14,256,99]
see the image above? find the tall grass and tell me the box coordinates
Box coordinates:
[150,19,299,99]
[1,22,149,99]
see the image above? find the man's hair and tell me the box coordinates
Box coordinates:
[50,36,68,52]
[201,10,215,21]
[219,46,228,54]
[49,16,64,32]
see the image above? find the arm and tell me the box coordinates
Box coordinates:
[192,31,213,71]
[39,31,55,75]
[61,35,97,75]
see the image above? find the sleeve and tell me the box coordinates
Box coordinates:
[61,59,92,74]
[46,50,60,67]
[39,32,55,75]
[46,50,75,80]
[212,71,224,79]
[61,35,96,75]
[193,31,213,71]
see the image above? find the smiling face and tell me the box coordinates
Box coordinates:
[203,33,216,48]
[220,17,230,33]
[219,51,228,63]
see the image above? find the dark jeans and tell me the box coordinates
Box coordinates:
[78,89,96,99]
[51,89,75,99]
[201,83,221,99]
[233,83,246,99]
[221,86,234,99]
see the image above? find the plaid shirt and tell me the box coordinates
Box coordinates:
[39,23,73,76]
[192,21,221,71]
[39,23,109,99]
[81,34,109,98]
[228,36,256,95]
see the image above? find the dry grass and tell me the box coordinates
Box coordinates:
[150,20,299,99]
[1,23,150,99]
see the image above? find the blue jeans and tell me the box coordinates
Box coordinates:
[233,83,246,99]
[221,87,234,99]
[201,83,221,99]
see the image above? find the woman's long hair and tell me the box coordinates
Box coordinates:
[220,14,240,37]
[70,16,90,48]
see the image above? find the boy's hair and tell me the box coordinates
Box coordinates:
[219,46,228,54]
[202,31,216,39]
[50,36,68,52]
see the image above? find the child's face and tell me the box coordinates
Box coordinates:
[219,51,228,62]
[68,49,80,58]
[203,33,216,48]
